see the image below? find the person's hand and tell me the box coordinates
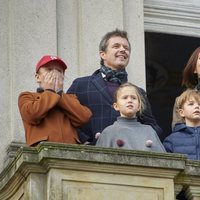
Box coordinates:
[42,71,56,91]
[83,141,90,145]
[54,70,64,92]
[95,132,101,139]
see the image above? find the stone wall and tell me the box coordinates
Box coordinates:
[0,142,188,200]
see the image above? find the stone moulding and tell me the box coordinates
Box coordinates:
[144,0,200,37]
[1,142,199,200]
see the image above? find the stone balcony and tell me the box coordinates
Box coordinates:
[0,142,200,200]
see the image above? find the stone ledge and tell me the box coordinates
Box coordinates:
[0,142,186,187]
[0,142,193,200]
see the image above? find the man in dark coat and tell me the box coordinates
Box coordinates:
[67,29,162,145]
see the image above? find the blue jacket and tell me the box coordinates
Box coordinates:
[67,69,162,144]
[163,123,200,160]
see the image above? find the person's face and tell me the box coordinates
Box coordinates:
[35,61,64,86]
[100,36,130,70]
[113,86,140,118]
[194,52,200,75]
[179,97,200,126]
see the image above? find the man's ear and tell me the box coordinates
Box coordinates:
[99,51,106,60]
[178,108,185,118]
[113,102,119,111]
[35,73,40,83]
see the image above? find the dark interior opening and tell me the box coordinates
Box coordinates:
[145,32,200,141]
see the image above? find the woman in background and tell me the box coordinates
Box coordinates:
[172,47,200,128]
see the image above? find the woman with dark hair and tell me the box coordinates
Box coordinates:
[172,47,200,129]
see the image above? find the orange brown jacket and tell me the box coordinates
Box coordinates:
[18,89,92,146]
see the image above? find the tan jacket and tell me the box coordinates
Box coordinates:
[18,90,92,146]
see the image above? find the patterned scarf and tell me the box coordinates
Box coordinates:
[100,65,128,84]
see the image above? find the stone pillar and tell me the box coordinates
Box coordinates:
[0,0,11,171]
[0,0,58,171]
[123,0,146,89]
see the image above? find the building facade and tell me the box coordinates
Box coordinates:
[0,0,200,174]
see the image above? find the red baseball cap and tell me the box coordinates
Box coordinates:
[36,55,67,73]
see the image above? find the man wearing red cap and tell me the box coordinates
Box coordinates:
[18,55,92,146]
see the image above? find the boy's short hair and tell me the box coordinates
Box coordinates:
[113,82,145,116]
[177,89,200,109]
[36,55,67,73]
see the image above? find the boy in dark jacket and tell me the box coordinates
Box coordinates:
[163,89,200,160]
[18,55,92,146]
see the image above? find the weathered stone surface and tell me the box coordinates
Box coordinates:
[0,142,191,200]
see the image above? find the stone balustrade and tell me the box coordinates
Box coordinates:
[0,142,200,200]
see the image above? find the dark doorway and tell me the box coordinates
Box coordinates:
[145,32,200,141]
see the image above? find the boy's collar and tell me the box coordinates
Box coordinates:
[37,87,44,93]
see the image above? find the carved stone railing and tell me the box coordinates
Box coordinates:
[0,142,200,200]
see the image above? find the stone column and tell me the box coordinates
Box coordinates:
[123,0,146,89]
[0,0,58,170]
[57,0,128,88]
[0,0,11,171]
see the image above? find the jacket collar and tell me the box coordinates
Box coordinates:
[173,123,200,134]
[37,87,44,93]
[91,70,113,104]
